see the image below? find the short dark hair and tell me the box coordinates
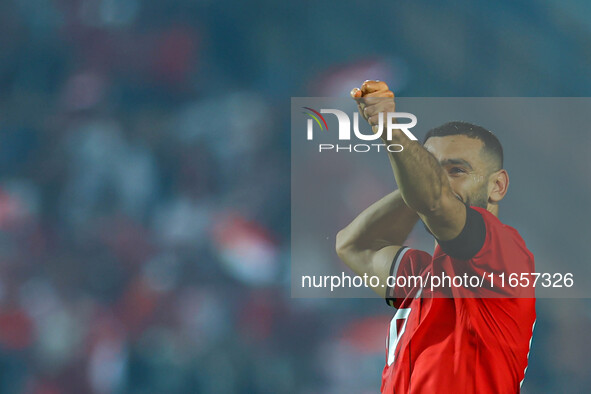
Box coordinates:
[423,121,503,171]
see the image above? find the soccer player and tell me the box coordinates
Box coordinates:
[335,81,536,393]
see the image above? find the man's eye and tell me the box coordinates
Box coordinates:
[449,167,466,174]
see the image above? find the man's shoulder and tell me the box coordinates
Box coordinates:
[470,206,533,259]
[471,207,525,239]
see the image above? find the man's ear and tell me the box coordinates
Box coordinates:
[488,169,509,203]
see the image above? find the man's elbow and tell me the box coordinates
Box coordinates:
[403,183,452,217]
[335,229,353,260]
[404,197,443,217]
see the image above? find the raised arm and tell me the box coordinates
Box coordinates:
[336,190,418,297]
[352,81,466,242]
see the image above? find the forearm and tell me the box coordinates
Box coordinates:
[353,84,450,214]
[385,134,450,214]
[352,80,465,242]
[336,190,418,252]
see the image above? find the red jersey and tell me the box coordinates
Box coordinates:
[382,207,536,393]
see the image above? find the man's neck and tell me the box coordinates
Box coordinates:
[487,204,499,217]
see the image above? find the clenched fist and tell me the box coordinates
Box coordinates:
[351,80,396,135]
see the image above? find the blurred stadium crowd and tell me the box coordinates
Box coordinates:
[0,0,589,393]
[0,1,293,392]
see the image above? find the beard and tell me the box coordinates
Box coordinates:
[465,183,489,209]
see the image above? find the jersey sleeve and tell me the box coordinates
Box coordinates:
[437,204,486,260]
[385,247,432,308]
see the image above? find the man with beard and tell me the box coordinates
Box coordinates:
[336,81,536,393]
